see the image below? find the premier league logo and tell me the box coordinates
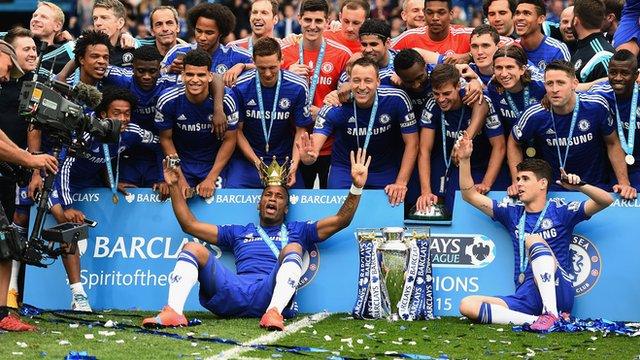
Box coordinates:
[215,64,228,74]
[569,234,602,296]
[578,119,590,132]
[279,98,291,110]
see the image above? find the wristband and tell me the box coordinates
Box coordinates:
[350,184,363,195]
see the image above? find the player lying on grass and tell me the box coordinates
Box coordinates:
[455,133,613,330]
[143,139,370,331]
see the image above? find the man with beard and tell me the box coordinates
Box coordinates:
[559,7,577,54]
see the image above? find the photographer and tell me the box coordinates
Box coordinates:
[0,40,57,331]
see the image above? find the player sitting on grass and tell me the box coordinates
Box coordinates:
[456,133,613,330]
[142,140,370,331]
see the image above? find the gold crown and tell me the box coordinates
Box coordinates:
[257,156,291,187]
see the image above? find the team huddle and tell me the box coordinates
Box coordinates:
[0,0,637,333]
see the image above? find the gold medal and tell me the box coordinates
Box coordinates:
[625,154,635,166]
[518,272,525,284]
[112,194,119,204]
[525,147,536,158]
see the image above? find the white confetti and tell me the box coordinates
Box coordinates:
[496,328,504,332]
[104,320,116,328]
[340,338,353,348]
[500,340,512,345]
[15,342,27,348]
[587,348,597,351]
[312,330,317,335]
[98,331,116,337]
[11,352,23,356]
[364,324,375,330]
[408,341,417,346]
[421,326,428,331]
[84,334,94,340]
[186,332,195,337]
[364,346,370,350]
[590,336,598,341]
[51,331,62,335]
[69,323,79,328]
[58,340,70,346]
[489,339,497,343]
[191,342,198,347]
[443,340,450,344]
[97,315,104,318]
[324,335,332,341]
[115,340,125,344]
[391,341,403,345]
[526,348,536,357]
[356,339,364,344]
[300,330,306,333]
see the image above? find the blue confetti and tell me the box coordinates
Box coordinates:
[513,316,638,336]
[64,351,96,360]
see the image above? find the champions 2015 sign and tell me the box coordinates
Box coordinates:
[25,190,640,321]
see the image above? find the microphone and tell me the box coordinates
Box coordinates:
[72,82,103,109]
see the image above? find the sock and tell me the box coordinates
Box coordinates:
[70,282,86,296]
[478,302,538,325]
[9,223,26,292]
[9,261,19,291]
[267,252,303,314]
[167,251,199,315]
[529,242,558,316]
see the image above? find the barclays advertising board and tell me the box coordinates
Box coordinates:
[25,190,639,321]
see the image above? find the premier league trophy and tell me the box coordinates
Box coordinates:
[353,227,433,321]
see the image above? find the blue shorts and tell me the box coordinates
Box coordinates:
[226,157,304,189]
[498,267,574,315]
[198,254,296,318]
[181,161,227,188]
[613,14,640,47]
[120,159,163,187]
[328,164,398,189]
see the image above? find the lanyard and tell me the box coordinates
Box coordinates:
[504,86,530,118]
[298,39,326,106]
[102,137,121,204]
[614,83,638,156]
[352,92,379,150]
[441,107,465,171]
[256,223,289,258]
[248,37,253,54]
[255,71,281,153]
[550,94,580,170]
[517,201,550,274]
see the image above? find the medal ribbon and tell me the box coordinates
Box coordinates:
[255,71,282,154]
[102,138,121,203]
[352,240,373,319]
[352,92,379,151]
[504,86,530,118]
[420,239,434,319]
[398,240,420,320]
[298,39,326,107]
[550,94,580,170]
[614,83,638,156]
[256,223,288,258]
[517,201,550,277]
[441,107,465,171]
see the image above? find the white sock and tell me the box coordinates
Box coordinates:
[167,251,199,315]
[267,252,303,314]
[9,261,20,291]
[479,303,538,325]
[70,282,86,296]
[529,243,558,316]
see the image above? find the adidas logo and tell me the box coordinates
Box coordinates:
[546,128,556,135]
[247,99,257,106]
[348,116,356,123]
[500,98,507,105]
[177,114,187,121]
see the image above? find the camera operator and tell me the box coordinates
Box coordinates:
[1,28,42,309]
[0,39,57,331]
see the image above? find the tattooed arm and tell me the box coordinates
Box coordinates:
[316,148,371,241]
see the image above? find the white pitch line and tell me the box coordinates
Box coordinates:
[211,311,331,360]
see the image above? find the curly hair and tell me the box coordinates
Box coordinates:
[187,3,236,39]
[393,48,426,72]
[133,45,163,63]
[95,86,137,116]
[359,18,391,42]
[184,49,212,69]
[74,30,112,67]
